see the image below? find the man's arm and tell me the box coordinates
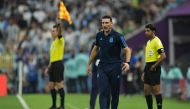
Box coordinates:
[88,45,99,65]
[56,19,63,38]
[122,47,131,72]
[86,45,99,74]
[151,51,166,71]
[117,35,131,71]
[152,39,166,69]
[155,52,166,66]
[45,63,51,76]
[123,47,131,63]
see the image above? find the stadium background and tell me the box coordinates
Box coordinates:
[0,0,190,109]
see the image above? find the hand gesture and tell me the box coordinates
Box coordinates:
[122,63,130,72]
[44,67,49,76]
[150,64,156,71]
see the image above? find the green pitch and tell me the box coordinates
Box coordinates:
[1,94,190,109]
[0,95,23,109]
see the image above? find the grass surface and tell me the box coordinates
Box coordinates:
[0,95,23,109]
[1,94,190,109]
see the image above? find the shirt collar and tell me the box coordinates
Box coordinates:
[103,29,114,37]
[110,29,114,35]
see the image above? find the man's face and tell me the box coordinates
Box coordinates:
[102,18,112,32]
[51,27,58,38]
[145,28,154,38]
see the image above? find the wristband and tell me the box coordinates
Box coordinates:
[124,62,130,65]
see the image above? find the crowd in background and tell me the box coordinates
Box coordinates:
[0,0,189,100]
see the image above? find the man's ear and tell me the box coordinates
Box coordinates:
[110,22,113,26]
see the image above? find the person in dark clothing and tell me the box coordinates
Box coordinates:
[87,15,131,109]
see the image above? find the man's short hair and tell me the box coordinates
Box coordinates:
[53,23,62,35]
[53,23,61,28]
[145,24,156,32]
[102,15,112,22]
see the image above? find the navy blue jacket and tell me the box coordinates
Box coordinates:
[95,29,128,64]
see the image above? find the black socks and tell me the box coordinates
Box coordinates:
[50,89,57,107]
[58,88,65,108]
[145,94,162,109]
[145,95,153,109]
[155,94,162,109]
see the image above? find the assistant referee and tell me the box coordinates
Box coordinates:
[45,24,65,109]
[142,24,166,109]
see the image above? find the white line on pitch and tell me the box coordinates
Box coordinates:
[16,94,30,109]
[66,102,80,109]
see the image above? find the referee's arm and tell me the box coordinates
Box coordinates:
[45,63,51,76]
[151,49,166,70]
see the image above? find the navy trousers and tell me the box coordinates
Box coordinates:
[97,63,121,109]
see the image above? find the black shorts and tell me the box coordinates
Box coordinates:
[49,61,64,82]
[144,62,161,86]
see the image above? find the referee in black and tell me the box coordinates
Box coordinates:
[45,23,65,109]
[86,15,131,109]
[141,24,166,109]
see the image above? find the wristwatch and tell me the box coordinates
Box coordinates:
[124,62,130,65]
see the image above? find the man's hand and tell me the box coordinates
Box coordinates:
[44,67,49,76]
[56,18,64,25]
[122,63,130,72]
[141,73,144,82]
[86,64,91,75]
[150,64,156,71]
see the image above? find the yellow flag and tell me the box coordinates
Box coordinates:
[58,1,72,24]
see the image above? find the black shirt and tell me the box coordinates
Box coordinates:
[95,29,128,64]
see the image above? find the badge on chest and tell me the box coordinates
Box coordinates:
[109,37,113,43]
